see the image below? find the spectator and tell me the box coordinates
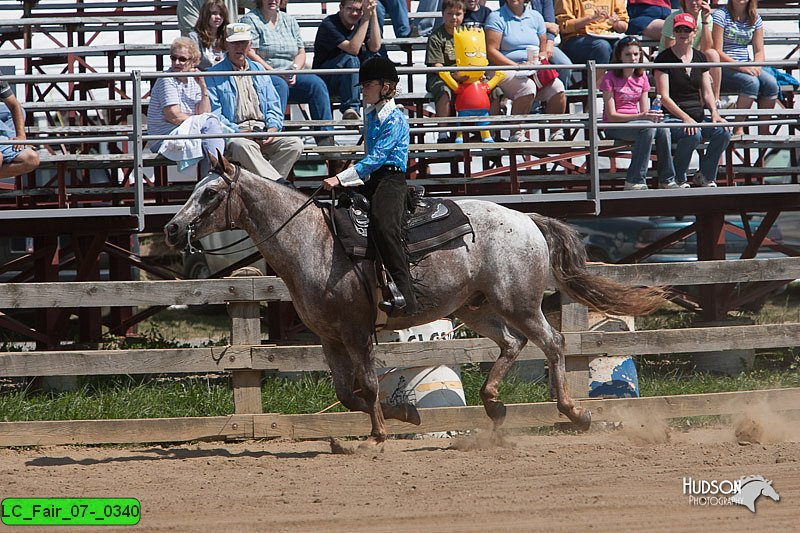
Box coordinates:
[376,0,412,38]
[600,36,674,190]
[463,0,491,28]
[313,0,382,121]
[655,13,731,188]
[531,0,573,87]
[556,0,628,67]
[206,23,303,181]
[0,81,39,180]
[148,38,225,176]
[486,0,567,142]
[178,0,255,36]
[241,0,335,146]
[425,0,467,142]
[188,0,230,71]
[626,0,671,40]
[712,0,777,134]
[660,0,720,104]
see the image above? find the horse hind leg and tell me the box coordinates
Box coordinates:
[455,307,527,430]
[514,311,591,431]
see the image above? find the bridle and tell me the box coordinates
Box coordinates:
[185,163,325,256]
[186,164,241,254]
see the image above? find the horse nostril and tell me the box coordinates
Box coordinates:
[166,223,178,235]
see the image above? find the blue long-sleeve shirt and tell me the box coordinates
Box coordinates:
[336,98,409,187]
[205,56,284,132]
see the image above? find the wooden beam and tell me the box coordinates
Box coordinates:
[1,389,798,446]
[1,258,799,309]
[252,388,800,439]
[0,277,292,308]
[228,269,264,415]
[0,415,253,447]
[0,346,253,377]
[2,323,798,377]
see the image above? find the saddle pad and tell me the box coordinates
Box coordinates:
[333,198,473,259]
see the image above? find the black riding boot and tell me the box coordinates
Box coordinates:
[366,170,417,316]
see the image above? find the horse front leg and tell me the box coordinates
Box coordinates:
[335,336,391,447]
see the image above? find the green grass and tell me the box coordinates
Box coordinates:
[2,358,798,422]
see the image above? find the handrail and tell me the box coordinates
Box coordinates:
[1,57,798,221]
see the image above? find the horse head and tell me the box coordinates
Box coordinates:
[164,151,243,249]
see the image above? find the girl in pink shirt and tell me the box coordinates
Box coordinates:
[601,36,676,190]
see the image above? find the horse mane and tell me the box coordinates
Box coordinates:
[739,475,769,486]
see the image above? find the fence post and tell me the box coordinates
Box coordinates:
[558,293,590,401]
[227,267,264,414]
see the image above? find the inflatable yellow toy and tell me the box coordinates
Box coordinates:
[438,26,504,143]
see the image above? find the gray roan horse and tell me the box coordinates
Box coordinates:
[165,155,662,448]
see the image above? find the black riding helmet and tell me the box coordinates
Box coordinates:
[357,56,399,86]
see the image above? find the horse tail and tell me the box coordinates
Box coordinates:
[529,213,665,316]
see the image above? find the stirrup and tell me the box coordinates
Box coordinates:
[378,295,407,314]
[379,281,406,315]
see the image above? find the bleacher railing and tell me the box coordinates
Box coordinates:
[0,57,798,226]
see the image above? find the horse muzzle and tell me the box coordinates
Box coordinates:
[164,220,188,248]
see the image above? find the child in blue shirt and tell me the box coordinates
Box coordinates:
[323,56,416,316]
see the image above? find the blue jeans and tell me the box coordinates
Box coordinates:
[666,117,732,183]
[318,54,361,114]
[273,73,334,131]
[626,4,671,35]
[721,67,779,100]
[605,120,674,184]
[561,35,615,66]
[270,74,290,115]
[415,0,441,37]
[377,0,411,38]
[549,45,573,88]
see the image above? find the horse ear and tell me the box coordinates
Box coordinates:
[220,151,235,177]
[206,149,219,169]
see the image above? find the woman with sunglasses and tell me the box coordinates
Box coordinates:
[147,37,226,176]
[659,0,720,104]
[601,36,675,190]
[712,0,777,134]
[655,13,730,188]
[241,0,335,146]
[188,0,230,71]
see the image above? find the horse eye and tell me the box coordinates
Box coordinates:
[203,188,218,201]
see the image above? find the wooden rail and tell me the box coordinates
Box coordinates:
[1,257,800,446]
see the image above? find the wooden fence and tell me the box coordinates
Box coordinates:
[1,257,800,446]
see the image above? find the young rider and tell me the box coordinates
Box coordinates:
[322,56,417,316]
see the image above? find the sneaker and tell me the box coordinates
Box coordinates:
[623,182,648,191]
[693,172,717,187]
[659,180,681,189]
[678,182,691,188]
[342,108,361,121]
[548,130,565,141]
[511,130,528,143]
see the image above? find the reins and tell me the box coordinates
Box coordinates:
[185,165,325,256]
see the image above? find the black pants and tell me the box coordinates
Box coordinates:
[363,169,417,313]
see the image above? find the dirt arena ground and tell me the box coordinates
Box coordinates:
[1,408,798,533]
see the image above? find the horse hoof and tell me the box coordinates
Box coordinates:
[573,408,592,432]
[405,404,421,426]
[485,400,507,427]
[358,437,386,453]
